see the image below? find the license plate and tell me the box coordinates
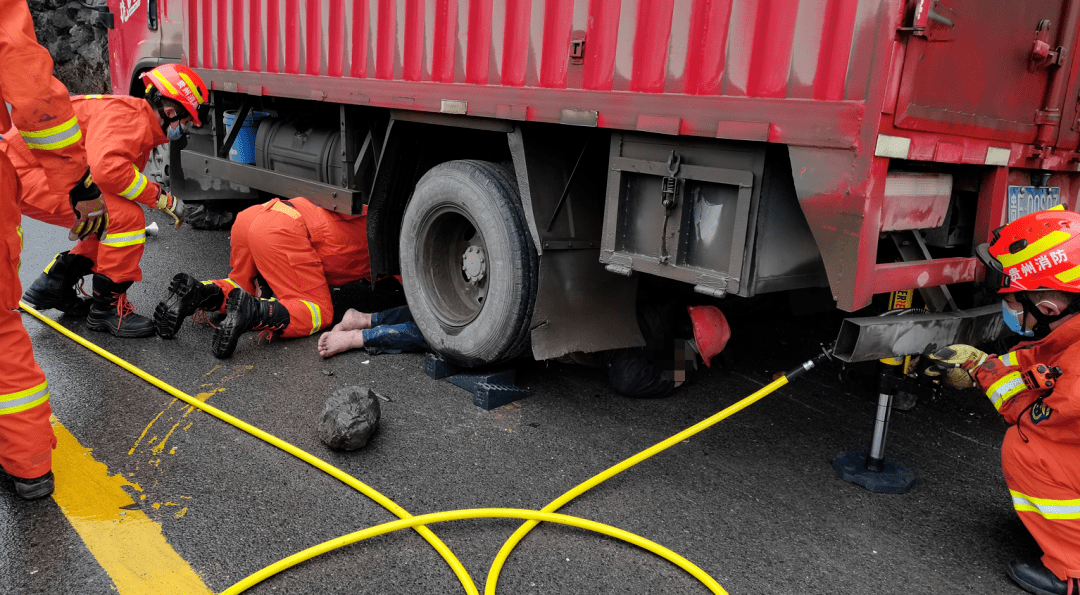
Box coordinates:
[1007,186,1061,222]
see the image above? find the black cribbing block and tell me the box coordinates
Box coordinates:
[472,383,532,410]
[424,353,461,380]
[447,369,516,393]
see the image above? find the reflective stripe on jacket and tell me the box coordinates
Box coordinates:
[0,0,88,194]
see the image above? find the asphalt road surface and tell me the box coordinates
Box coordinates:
[2,208,1038,595]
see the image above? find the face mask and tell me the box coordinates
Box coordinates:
[1002,300,1054,336]
[1002,300,1037,337]
[166,122,187,141]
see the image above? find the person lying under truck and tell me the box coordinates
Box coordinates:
[7,64,204,338]
[155,196,370,359]
[317,305,431,358]
[926,205,1080,595]
[560,300,731,399]
[317,300,730,399]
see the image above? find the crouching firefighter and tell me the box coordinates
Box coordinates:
[154,196,370,358]
[4,64,207,338]
[925,206,1080,595]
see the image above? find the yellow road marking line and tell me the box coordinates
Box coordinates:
[51,418,211,594]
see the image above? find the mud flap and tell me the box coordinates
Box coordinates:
[529,250,643,361]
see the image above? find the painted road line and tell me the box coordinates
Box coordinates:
[51,417,211,594]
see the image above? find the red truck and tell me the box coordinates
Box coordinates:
[102,0,1080,366]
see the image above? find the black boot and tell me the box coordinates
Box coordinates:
[1007,559,1077,595]
[21,251,94,315]
[212,290,290,359]
[12,471,54,500]
[85,274,156,338]
[154,273,226,339]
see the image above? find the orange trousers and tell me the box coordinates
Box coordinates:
[0,150,54,480]
[2,139,147,283]
[1002,426,1080,581]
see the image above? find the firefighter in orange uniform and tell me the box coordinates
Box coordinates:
[154,196,370,359]
[927,206,1080,595]
[0,0,108,500]
[6,64,205,338]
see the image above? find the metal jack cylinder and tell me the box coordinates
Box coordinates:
[866,390,894,471]
[864,360,907,472]
[866,362,901,472]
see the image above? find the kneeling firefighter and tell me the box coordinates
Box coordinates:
[154,196,370,358]
[5,64,206,337]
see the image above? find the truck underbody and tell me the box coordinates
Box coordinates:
[107,0,1080,366]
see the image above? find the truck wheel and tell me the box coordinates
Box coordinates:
[145,144,170,192]
[399,160,537,367]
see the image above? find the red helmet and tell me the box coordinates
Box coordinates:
[140,64,209,126]
[687,305,730,368]
[977,205,1080,293]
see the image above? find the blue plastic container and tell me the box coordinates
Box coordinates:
[222,110,268,163]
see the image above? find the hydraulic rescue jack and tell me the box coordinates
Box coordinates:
[832,356,935,494]
[833,354,1064,494]
[831,304,1010,494]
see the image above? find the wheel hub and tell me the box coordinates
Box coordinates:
[462,245,486,284]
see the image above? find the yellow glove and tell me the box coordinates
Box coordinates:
[924,344,988,390]
[156,193,185,229]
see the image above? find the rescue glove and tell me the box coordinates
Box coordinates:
[68,168,107,241]
[924,344,988,390]
[156,192,185,229]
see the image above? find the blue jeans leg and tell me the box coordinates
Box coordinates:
[370,305,414,327]
[362,307,429,355]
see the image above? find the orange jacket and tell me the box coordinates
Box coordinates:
[0,0,87,194]
[974,314,1080,445]
[72,95,169,207]
[5,95,168,208]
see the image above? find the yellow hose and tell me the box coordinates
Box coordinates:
[219,508,727,595]
[26,298,809,595]
[483,375,792,594]
[19,302,479,595]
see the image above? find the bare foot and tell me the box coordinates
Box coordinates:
[318,329,365,358]
[331,309,372,332]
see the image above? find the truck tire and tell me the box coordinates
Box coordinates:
[399,160,537,367]
[145,144,170,192]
